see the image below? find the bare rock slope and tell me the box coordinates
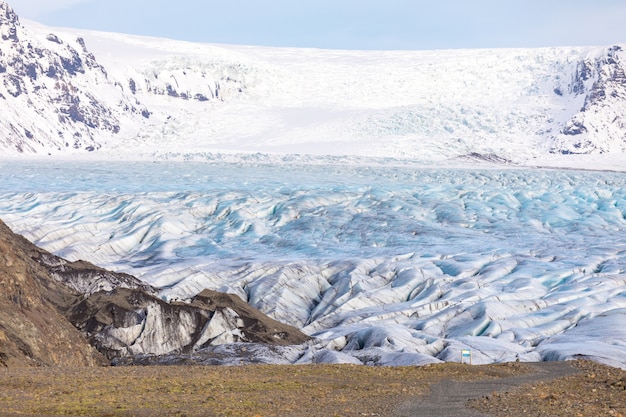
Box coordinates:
[0,219,105,366]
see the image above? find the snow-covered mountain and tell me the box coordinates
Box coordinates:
[0,1,150,154]
[1,1,625,166]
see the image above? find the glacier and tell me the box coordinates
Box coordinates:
[1,160,625,368]
[2,1,626,367]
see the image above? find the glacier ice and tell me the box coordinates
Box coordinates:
[1,160,625,367]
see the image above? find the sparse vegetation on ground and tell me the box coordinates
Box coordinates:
[0,360,624,416]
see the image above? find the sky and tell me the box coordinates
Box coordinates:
[6,0,626,50]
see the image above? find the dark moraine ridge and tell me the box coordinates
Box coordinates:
[0,218,310,366]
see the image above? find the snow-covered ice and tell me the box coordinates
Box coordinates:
[1,160,625,368]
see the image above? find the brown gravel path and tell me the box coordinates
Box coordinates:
[394,361,581,417]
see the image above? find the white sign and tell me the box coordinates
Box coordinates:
[461,349,472,364]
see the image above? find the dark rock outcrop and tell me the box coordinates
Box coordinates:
[70,287,310,360]
[0,219,105,367]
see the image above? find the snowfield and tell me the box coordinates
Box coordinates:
[0,12,624,167]
[1,161,625,368]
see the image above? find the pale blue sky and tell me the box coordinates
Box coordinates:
[7,0,626,50]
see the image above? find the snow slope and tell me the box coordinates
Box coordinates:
[0,1,625,167]
[55,35,626,167]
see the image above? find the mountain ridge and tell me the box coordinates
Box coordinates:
[0,0,150,154]
[0,1,625,167]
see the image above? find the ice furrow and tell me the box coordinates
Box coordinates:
[1,162,626,367]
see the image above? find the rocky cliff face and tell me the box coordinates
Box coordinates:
[0,218,310,366]
[0,0,150,154]
[0,219,105,367]
[551,45,626,154]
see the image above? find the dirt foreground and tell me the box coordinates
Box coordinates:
[0,360,624,416]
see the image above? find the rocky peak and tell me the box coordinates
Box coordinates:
[0,1,151,154]
[0,1,19,42]
[581,46,626,110]
[551,45,626,154]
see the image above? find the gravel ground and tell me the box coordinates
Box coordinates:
[0,360,623,416]
[469,360,626,417]
[396,360,581,416]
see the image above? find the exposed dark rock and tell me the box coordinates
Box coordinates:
[0,219,106,367]
[456,152,513,164]
[59,51,85,76]
[3,73,21,96]
[0,1,19,42]
[46,33,62,44]
[45,64,57,78]
[23,61,37,80]
[128,78,136,94]
[166,83,180,98]
[76,37,87,50]
[562,120,587,136]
